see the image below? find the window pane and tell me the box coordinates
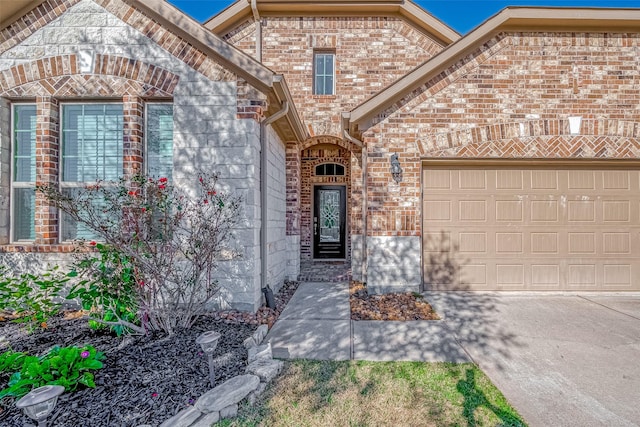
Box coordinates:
[60,188,102,241]
[13,105,36,183]
[62,104,123,182]
[147,104,173,180]
[336,164,345,175]
[13,188,35,241]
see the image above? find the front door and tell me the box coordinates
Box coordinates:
[313,185,346,259]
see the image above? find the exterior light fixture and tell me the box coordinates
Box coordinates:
[390,153,403,183]
[568,116,582,135]
[15,385,65,427]
[196,330,221,387]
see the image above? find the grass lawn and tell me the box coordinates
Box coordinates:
[214,360,526,427]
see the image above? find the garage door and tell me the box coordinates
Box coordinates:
[422,165,640,291]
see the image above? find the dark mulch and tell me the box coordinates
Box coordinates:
[350,281,440,321]
[0,281,300,427]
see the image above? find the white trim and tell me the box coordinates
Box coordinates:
[313,51,336,96]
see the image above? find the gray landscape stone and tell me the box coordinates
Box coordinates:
[248,342,272,363]
[253,324,268,344]
[220,404,239,419]
[243,336,257,349]
[158,407,202,427]
[189,411,220,427]
[245,358,283,383]
[195,374,260,413]
[246,382,267,406]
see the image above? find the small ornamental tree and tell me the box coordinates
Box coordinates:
[38,173,242,335]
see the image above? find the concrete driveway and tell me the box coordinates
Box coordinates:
[425,292,640,427]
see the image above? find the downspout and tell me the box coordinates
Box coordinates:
[250,0,262,62]
[260,101,289,296]
[343,130,367,283]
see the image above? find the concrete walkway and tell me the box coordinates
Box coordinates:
[266,282,640,426]
[265,282,469,362]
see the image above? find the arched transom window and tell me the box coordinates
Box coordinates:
[315,163,345,176]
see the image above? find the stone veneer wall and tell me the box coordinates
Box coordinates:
[361,31,640,292]
[265,125,287,291]
[0,0,268,311]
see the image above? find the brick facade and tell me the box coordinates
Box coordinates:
[223,15,447,268]
[364,31,640,240]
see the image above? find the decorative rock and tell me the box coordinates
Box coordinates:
[246,382,267,406]
[243,336,256,349]
[253,324,268,345]
[245,358,284,383]
[195,374,260,413]
[248,343,272,364]
[220,403,239,419]
[158,407,202,427]
[189,411,220,427]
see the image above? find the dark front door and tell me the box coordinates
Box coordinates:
[313,185,346,259]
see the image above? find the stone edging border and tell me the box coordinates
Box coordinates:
[138,324,282,427]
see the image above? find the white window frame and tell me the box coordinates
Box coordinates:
[314,52,336,96]
[10,103,37,243]
[59,102,124,243]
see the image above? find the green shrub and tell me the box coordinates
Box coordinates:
[68,243,139,336]
[0,266,69,331]
[0,345,104,399]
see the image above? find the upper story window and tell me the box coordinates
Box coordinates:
[10,101,174,243]
[314,52,335,95]
[315,163,345,176]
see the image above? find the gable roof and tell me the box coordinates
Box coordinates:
[204,0,460,47]
[1,0,308,142]
[345,7,640,133]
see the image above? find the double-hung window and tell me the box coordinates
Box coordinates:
[11,105,37,241]
[314,52,335,95]
[61,104,124,241]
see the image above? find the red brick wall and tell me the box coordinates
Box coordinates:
[224,15,446,258]
[364,31,640,238]
[224,16,445,137]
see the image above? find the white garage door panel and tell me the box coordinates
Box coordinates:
[422,167,640,291]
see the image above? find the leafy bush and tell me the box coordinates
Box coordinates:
[0,266,69,331]
[39,173,243,335]
[0,345,104,399]
[68,243,139,336]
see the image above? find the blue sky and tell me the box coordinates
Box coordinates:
[167,0,640,34]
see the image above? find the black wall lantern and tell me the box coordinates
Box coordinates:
[390,153,403,183]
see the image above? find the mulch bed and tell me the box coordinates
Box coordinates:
[350,281,440,321]
[0,281,299,427]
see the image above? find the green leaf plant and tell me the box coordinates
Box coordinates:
[0,266,69,332]
[68,243,140,336]
[0,345,104,400]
